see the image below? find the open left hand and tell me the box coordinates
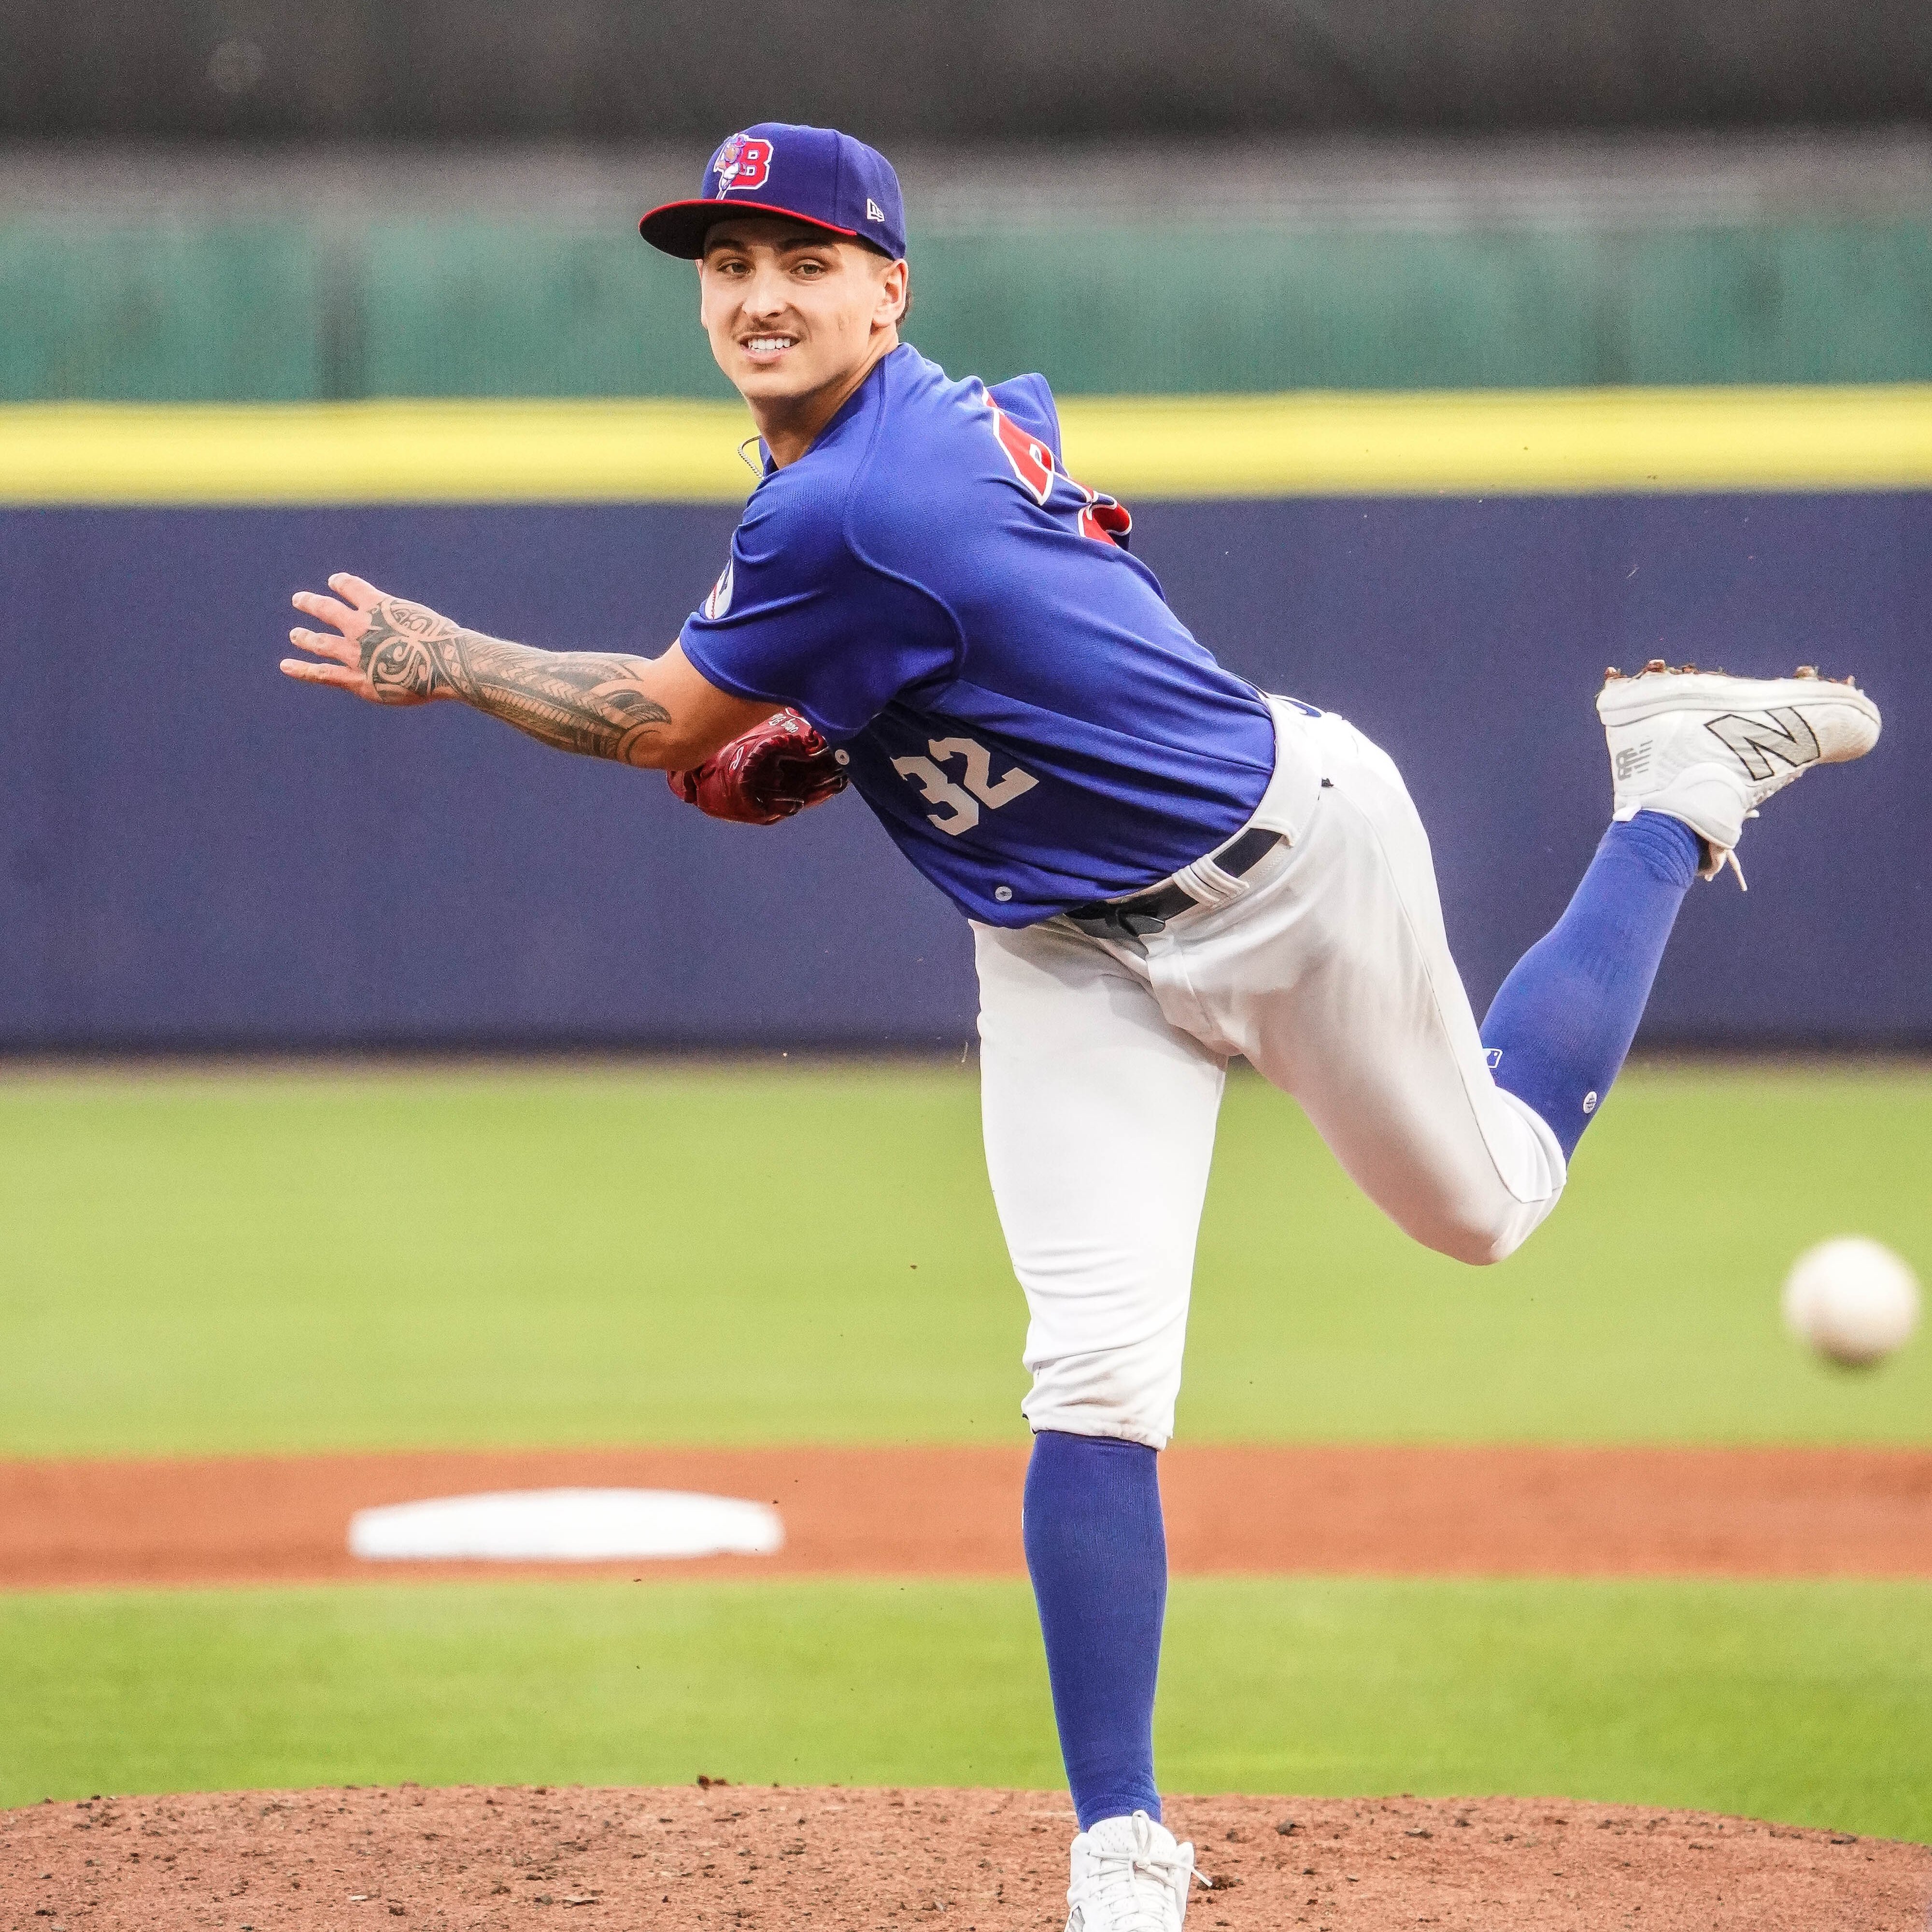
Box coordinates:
[282,573,462,705]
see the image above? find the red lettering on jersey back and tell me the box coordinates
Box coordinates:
[981,386,1133,544]
[1078,489,1133,547]
[985,397,1055,504]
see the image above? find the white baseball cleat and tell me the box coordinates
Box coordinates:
[1597,659,1881,887]
[1064,1811,1204,1932]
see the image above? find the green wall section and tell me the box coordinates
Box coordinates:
[5,219,1930,401]
[0,225,326,403]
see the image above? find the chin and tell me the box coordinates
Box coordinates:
[734,363,802,393]
[733,359,819,398]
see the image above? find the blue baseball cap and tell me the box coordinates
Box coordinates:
[639,123,906,261]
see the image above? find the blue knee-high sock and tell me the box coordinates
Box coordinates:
[1481,811,1701,1157]
[1023,1431,1166,1830]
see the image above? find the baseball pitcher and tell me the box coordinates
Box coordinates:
[282,124,1882,1932]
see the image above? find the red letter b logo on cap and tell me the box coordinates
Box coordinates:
[714,135,772,194]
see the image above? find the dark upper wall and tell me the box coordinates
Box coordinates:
[1,493,1924,1051]
[4,0,1929,143]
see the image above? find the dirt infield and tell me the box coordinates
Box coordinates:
[7,1785,1927,1931]
[3,1442,1930,1591]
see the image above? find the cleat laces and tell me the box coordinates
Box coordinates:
[1083,1852,1189,1932]
[1067,1814,1202,1932]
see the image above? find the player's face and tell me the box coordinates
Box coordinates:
[698,220,907,407]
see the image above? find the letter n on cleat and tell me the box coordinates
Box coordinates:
[1704,708,1820,781]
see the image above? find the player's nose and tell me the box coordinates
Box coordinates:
[737,264,795,319]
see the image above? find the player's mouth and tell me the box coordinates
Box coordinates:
[739,333,800,361]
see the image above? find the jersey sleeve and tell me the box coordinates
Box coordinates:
[678,471,960,740]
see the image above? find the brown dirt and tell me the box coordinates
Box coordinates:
[3,1443,1930,1592]
[6,1785,1926,1931]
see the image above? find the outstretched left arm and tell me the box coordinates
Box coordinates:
[282,572,774,770]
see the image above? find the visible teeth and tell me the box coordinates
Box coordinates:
[745,336,795,353]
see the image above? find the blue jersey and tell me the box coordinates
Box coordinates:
[678,345,1276,926]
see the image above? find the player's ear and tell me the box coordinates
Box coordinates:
[879,256,911,328]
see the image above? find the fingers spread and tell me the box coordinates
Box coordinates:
[280,657,367,692]
[327,572,385,610]
[291,589,363,631]
[287,625,359,666]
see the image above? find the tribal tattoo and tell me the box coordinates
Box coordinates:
[357,600,671,765]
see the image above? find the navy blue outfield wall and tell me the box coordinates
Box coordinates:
[0,492,1924,1051]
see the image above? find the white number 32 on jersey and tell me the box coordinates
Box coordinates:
[892,737,1038,835]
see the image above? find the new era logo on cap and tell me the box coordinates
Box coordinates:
[639,122,907,261]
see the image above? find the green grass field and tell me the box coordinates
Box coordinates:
[0,1060,1927,1456]
[0,1061,1927,1834]
[4,1577,1930,1841]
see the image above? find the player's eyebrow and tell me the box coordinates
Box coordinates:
[704,228,844,259]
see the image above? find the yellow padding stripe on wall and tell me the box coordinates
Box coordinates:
[4,386,1931,505]
[0,400,759,507]
[1064,385,1932,498]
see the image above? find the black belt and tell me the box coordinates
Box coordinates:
[1064,824,1284,938]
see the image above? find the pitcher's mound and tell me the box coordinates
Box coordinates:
[7,1784,1927,1929]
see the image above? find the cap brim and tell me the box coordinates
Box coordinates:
[639,199,864,258]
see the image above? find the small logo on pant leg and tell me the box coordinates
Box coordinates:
[1485,1048,1504,1070]
[1582,1091,1599,1114]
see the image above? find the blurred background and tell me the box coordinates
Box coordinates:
[1,0,1929,1840]
[2,0,1927,1050]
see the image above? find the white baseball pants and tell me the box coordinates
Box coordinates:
[974,697,1568,1450]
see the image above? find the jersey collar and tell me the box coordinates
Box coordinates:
[754,345,907,480]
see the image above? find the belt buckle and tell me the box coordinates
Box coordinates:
[1066,906,1165,939]
[1065,901,1168,941]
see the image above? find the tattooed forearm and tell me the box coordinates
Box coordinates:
[357,600,671,764]
[447,637,674,763]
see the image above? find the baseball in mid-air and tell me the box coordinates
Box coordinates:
[1781,1237,1920,1367]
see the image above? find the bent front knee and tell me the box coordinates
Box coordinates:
[1440,1226,1521,1267]
[1413,1197,1549,1267]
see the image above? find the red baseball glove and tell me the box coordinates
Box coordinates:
[666,709,848,826]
